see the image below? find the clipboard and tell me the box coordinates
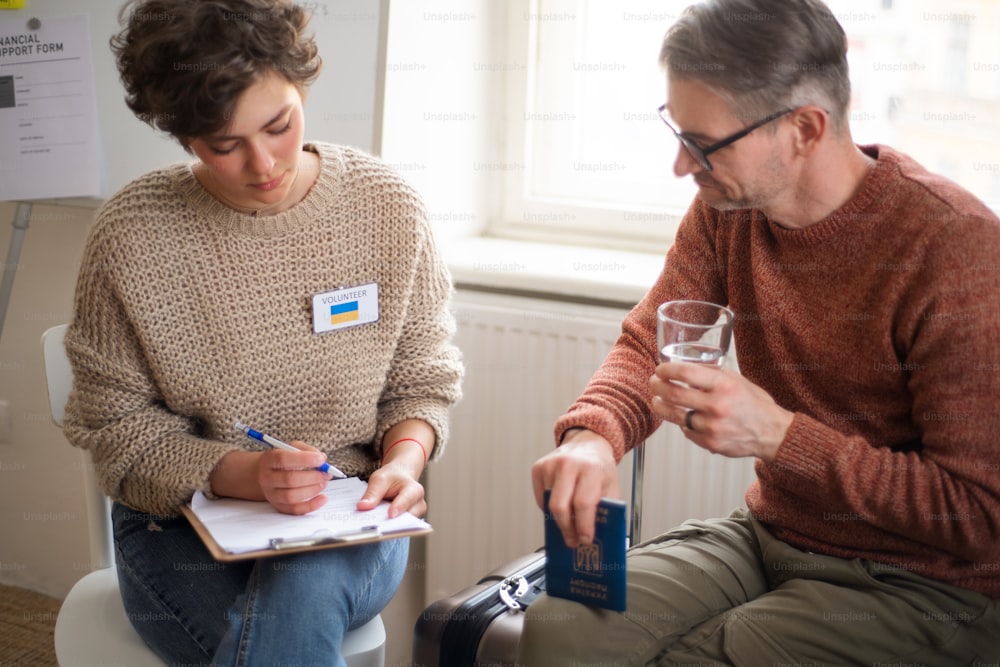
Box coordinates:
[181,504,432,562]
[181,477,433,562]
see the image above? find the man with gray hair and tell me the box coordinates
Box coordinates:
[518,0,1000,664]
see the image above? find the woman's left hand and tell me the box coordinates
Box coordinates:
[357,420,434,517]
[357,465,427,518]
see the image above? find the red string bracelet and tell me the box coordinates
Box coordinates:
[382,437,428,466]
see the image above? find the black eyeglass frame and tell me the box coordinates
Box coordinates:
[656,104,795,171]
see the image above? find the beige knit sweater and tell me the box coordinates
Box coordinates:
[63,142,463,517]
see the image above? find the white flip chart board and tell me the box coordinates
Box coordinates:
[0,13,102,200]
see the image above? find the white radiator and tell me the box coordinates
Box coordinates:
[424,290,757,604]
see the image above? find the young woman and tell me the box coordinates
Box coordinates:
[62,1,463,664]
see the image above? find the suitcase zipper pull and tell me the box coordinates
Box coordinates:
[498,575,530,611]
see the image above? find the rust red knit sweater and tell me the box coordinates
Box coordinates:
[555,145,1000,598]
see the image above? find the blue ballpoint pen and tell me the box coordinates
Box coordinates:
[234,421,347,479]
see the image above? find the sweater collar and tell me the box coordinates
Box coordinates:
[173,142,343,237]
[764,144,894,244]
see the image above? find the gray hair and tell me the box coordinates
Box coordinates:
[660,0,850,132]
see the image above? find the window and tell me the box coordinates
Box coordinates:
[838,0,1000,203]
[498,0,691,251]
[494,0,1000,252]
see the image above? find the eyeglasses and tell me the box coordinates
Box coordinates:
[656,104,794,171]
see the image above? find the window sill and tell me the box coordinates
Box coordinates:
[442,236,664,307]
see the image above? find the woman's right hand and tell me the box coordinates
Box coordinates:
[256,444,331,515]
[210,445,331,515]
[531,429,620,548]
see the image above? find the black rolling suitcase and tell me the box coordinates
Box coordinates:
[412,443,646,667]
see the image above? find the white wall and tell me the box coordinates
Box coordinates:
[0,200,91,596]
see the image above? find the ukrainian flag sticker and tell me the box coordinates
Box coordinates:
[312,282,379,333]
[329,300,360,325]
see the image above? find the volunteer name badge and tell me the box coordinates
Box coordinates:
[312,282,379,333]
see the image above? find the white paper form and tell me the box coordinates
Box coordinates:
[189,476,431,554]
[0,14,100,201]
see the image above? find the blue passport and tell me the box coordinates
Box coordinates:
[543,491,627,611]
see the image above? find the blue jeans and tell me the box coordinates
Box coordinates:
[112,502,408,666]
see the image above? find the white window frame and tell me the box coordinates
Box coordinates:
[495,0,693,253]
[491,0,1000,253]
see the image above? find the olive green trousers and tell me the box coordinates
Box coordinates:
[517,509,999,666]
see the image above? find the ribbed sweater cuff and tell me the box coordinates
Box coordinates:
[770,412,838,485]
[553,408,629,462]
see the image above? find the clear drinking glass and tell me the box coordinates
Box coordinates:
[656,300,734,366]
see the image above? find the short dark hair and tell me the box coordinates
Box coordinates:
[111,0,321,145]
[660,0,850,131]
